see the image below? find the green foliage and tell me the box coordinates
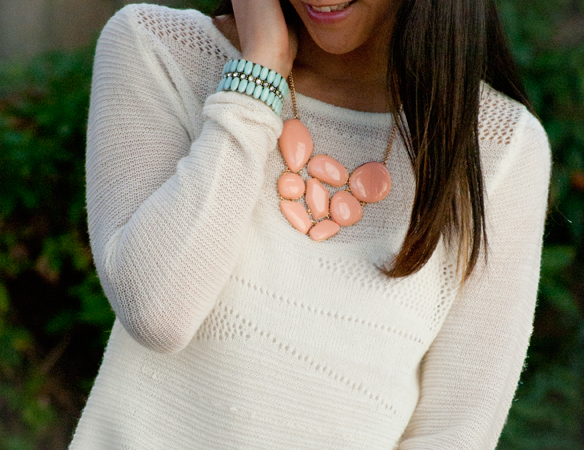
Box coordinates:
[499,247,584,450]
[180,0,219,14]
[0,0,582,448]
[496,0,584,448]
[0,47,114,448]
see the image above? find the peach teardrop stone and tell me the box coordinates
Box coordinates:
[308,155,349,187]
[305,178,329,220]
[309,220,340,242]
[280,200,312,234]
[279,119,313,172]
[349,162,391,203]
[330,191,363,227]
[278,173,305,199]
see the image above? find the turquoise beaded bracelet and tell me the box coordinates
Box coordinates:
[217,59,290,116]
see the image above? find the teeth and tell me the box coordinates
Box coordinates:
[311,1,351,12]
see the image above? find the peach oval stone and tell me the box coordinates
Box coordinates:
[307,155,349,187]
[305,178,329,220]
[278,173,305,199]
[279,119,313,172]
[330,191,363,227]
[280,200,312,234]
[309,220,340,242]
[349,162,391,203]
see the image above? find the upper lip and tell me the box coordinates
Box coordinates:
[304,1,352,6]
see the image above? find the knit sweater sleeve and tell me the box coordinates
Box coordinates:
[398,109,551,449]
[86,5,282,353]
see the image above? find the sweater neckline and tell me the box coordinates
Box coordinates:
[292,92,394,128]
[200,11,394,127]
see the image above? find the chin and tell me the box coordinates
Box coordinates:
[314,41,357,54]
[307,31,362,55]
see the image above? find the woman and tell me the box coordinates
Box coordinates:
[70,0,551,448]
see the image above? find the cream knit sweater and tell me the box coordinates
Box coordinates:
[70,4,551,449]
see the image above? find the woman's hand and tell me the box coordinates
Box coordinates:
[231,0,298,77]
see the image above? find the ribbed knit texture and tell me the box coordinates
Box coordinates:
[70,4,552,449]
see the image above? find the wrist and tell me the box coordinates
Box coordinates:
[242,53,292,80]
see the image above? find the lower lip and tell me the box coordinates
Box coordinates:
[305,2,355,24]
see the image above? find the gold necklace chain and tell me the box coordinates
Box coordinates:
[287,72,397,166]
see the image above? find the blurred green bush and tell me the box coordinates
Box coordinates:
[499,0,584,450]
[0,0,582,448]
[0,47,114,449]
[495,0,584,448]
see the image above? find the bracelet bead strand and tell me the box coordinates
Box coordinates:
[218,59,289,116]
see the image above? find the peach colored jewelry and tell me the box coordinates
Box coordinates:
[278,72,396,242]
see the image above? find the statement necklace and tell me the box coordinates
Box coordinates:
[277,73,396,242]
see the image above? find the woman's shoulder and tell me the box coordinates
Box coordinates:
[478,82,551,192]
[95,4,241,117]
[101,4,239,61]
[478,82,548,147]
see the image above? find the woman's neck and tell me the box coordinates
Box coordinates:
[291,25,394,113]
[212,14,395,113]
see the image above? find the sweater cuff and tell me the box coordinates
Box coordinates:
[203,91,284,157]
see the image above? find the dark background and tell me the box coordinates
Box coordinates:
[0,0,583,448]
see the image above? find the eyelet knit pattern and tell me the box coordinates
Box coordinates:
[70,4,551,450]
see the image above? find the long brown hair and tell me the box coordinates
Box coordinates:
[213,0,532,280]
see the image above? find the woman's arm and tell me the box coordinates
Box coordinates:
[398,110,551,449]
[87,6,283,354]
